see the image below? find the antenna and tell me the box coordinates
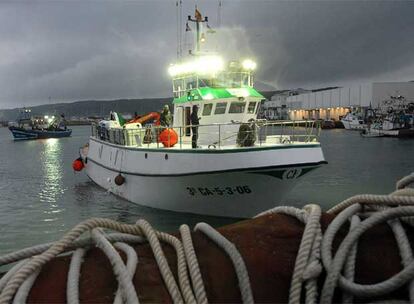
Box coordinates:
[217,0,222,27]
[180,1,183,58]
[187,6,208,54]
[176,1,179,59]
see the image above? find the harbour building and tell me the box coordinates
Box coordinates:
[268,82,414,120]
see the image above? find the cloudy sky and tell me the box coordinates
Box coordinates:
[0,0,413,109]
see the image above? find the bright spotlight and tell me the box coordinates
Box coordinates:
[242,59,257,70]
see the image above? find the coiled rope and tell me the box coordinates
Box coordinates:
[0,217,250,304]
[1,173,414,303]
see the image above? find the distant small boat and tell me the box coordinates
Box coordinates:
[8,109,72,140]
[9,126,72,140]
[340,112,365,130]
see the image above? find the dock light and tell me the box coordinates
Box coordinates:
[242,59,257,71]
[44,115,49,119]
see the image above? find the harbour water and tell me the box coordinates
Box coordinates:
[0,125,413,254]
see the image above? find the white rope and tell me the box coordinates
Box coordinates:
[134,219,184,304]
[67,248,86,304]
[0,233,145,267]
[179,224,208,304]
[195,222,254,304]
[0,260,28,293]
[388,219,414,302]
[342,215,360,304]
[0,218,146,304]
[288,204,322,304]
[1,172,414,304]
[321,206,414,303]
[256,205,323,304]
[396,173,414,190]
[12,268,40,304]
[113,242,139,304]
[327,194,414,215]
[91,229,139,304]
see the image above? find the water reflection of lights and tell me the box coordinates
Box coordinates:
[38,139,66,219]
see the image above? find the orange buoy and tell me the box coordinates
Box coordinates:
[158,128,178,148]
[72,158,84,171]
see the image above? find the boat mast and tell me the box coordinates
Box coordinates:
[187,6,208,54]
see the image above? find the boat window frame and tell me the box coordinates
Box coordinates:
[214,102,228,115]
[247,102,257,114]
[202,103,213,116]
[229,101,247,114]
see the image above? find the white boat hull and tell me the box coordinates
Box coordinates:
[341,119,365,130]
[84,137,326,217]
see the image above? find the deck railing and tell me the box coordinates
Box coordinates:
[91,120,321,148]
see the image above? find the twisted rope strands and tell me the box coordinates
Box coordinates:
[342,215,360,304]
[321,206,414,303]
[0,218,144,304]
[288,204,322,304]
[134,219,183,304]
[67,248,86,304]
[327,194,414,215]
[195,222,254,304]
[179,224,208,304]
[0,233,145,267]
[91,229,139,304]
[113,243,139,304]
[156,231,196,304]
[12,268,40,304]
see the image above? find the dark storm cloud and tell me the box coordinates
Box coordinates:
[0,1,413,108]
[226,1,414,88]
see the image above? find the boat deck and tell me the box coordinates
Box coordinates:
[90,135,320,151]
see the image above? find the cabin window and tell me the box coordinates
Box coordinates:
[242,74,249,87]
[247,102,257,114]
[198,78,212,88]
[185,77,197,90]
[229,102,246,114]
[202,103,213,116]
[214,102,227,115]
[256,102,261,114]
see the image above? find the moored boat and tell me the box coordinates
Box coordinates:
[8,109,71,140]
[77,8,326,217]
[340,111,366,130]
[360,96,414,138]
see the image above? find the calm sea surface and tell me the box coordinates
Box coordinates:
[0,125,413,254]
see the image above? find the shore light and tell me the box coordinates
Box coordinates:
[242,59,257,70]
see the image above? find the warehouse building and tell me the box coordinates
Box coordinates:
[282,82,414,120]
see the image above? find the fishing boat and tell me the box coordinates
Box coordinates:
[8,109,71,140]
[340,111,366,130]
[77,8,326,217]
[360,96,414,138]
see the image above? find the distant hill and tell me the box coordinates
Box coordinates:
[0,98,173,121]
[0,91,276,121]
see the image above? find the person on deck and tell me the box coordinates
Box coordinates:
[190,105,201,148]
[160,105,172,128]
